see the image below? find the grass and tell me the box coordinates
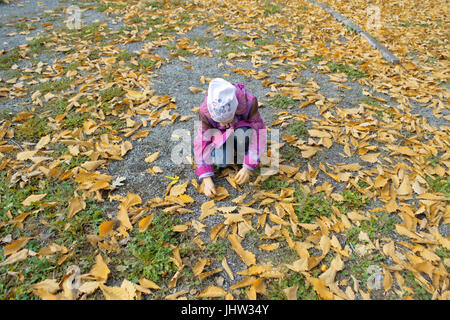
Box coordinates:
[426,176,450,197]
[99,86,126,103]
[259,176,290,192]
[294,188,334,223]
[217,35,257,59]
[268,94,296,109]
[32,77,73,95]
[267,270,318,300]
[0,173,104,299]
[285,120,308,138]
[125,213,181,283]
[0,47,21,69]
[62,113,89,130]
[14,115,51,141]
[327,61,366,79]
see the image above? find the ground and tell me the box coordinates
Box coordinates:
[0,0,449,300]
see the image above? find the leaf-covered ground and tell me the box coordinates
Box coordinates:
[0,0,448,300]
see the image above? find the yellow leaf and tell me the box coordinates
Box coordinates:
[89,254,110,283]
[67,196,86,220]
[4,237,31,256]
[169,180,189,197]
[144,151,159,164]
[189,86,205,94]
[117,207,132,230]
[221,257,234,281]
[309,277,334,300]
[99,220,115,237]
[100,283,133,300]
[283,285,298,300]
[121,193,142,209]
[308,129,332,138]
[360,152,380,163]
[178,193,194,204]
[139,278,161,290]
[138,214,153,233]
[173,224,189,232]
[30,279,60,300]
[17,150,37,161]
[301,146,321,158]
[131,130,150,140]
[126,90,146,101]
[382,268,393,291]
[0,249,29,267]
[197,285,228,298]
[35,134,51,150]
[259,243,280,252]
[200,200,216,220]
[228,233,256,266]
[81,160,106,171]
[213,186,229,200]
[79,281,101,294]
[22,193,46,206]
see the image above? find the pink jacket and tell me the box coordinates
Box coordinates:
[194,83,266,180]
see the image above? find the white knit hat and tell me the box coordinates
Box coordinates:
[206,78,238,123]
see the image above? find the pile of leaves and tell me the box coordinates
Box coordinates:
[0,0,448,300]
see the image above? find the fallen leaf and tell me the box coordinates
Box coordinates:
[22,194,46,206]
[67,196,86,220]
[145,151,159,164]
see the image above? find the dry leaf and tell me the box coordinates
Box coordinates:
[22,193,46,206]
[228,233,256,266]
[197,286,227,298]
[145,151,159,164]
[67,196,86,220]
[89,255,110,283]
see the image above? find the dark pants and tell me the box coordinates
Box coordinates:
[211,126,251,168]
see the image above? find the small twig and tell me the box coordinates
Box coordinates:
[8,139,24,152]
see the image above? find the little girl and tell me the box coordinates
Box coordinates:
[193,78,266,198]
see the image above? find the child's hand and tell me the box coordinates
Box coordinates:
[203,177,217,198]
[235,167,251,185]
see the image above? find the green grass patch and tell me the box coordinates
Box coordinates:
[310,55,324,63]
[285,120,308,138]
[32,77,73,95]
[268,94,295,109]
[0,47,21,69]
[62,112,89,130]
[327,61,366,79]
[126,213,181,283]
[258,176,290,192]
[426,176,450,197]
[267,270,318,299]
[217,35,257,59]
[294,188,334,223]
[15,115,51,141]
[99,86,126,103]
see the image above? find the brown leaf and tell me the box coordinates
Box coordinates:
[67,196,86,220]
[89,254,110,283]
[22,193,46,206]
[197,286,227,298]
[228,233,256,266]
